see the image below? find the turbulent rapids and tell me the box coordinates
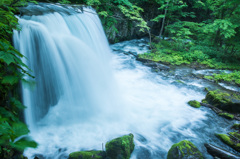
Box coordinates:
[13,3,238,159]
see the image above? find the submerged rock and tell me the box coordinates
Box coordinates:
[167,140,203,159]
[68,150,106,159]
[204,90,240,113]
[204,143,240,159]
[105,133,135,159]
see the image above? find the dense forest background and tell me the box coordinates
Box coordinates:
[0,0,239,158]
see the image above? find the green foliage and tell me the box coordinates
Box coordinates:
[204,71,240,86]
[58,0,71,4]
[0,1,37,158]
[138,39,240,70]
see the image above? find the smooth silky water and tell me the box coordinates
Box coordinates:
[13,3,238,159]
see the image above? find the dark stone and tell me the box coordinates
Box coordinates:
[167,140,203,159]
[34,154,45,159]
[204,143,240,159]
[105,133,135,159]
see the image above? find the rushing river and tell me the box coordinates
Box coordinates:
[13,3,239,159]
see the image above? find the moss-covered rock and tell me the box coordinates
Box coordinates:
[188,100,201,108]
[232,124,240,130]
[216,134,240,152]
[69,150,106,159]
[229,132,240,140]
[167,140,203,159]
[218,113,234,120]
[204,90,240,113]
[105,133,135,159]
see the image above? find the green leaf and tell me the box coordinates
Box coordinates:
[11,122,30,141]
[0,51,16,65]
[2,75,19,85]
[10,98,26,109]
[10,137,38,151]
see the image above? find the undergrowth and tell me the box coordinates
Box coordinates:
[138,40,240,70]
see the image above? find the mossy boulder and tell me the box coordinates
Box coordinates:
[218,113,234,120]
[188,100,201,108]
[216,134,240,152]
[69,150,106,159]
[232,124,240,130]
[167,140,203,159]
[204,90,240,113]
[105,133,135,159]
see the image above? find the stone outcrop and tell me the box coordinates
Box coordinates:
[167,140,203,159]
[204,90,240,113]
[105,133,135,159]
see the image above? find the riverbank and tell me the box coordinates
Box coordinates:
[138,38,240,87]
[135,37,240,158]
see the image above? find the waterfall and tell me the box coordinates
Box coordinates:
[13,3,236,159]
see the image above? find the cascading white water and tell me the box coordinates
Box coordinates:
[14,3,238,159]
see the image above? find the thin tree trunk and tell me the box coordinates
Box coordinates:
[147,29,153,50]
[159,0,170,39]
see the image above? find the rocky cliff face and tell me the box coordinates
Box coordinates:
[103,3,161,43]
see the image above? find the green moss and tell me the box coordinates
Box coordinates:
[218,113,234,120]
[216,134,240,152]
[204,89,240,113]
[232,124,240,130]
[206,90,231,105]
[167,140,203,159]
[105,134,134,159]
[188,100,201,108]
[229,132,240,140]
[69,150,105,159]
[201,99,208,104]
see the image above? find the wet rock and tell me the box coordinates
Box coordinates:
[216,133,240,152]
[167,140,203,159]
[232,124,240,130]
[105,133,135,159]
[218,113,234,120]
[68,150,106,159]
[34,154,45,159]
[204,90,240,113]
[204,143,240,159]
[136,147,151,159]
[188,100,201,108]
